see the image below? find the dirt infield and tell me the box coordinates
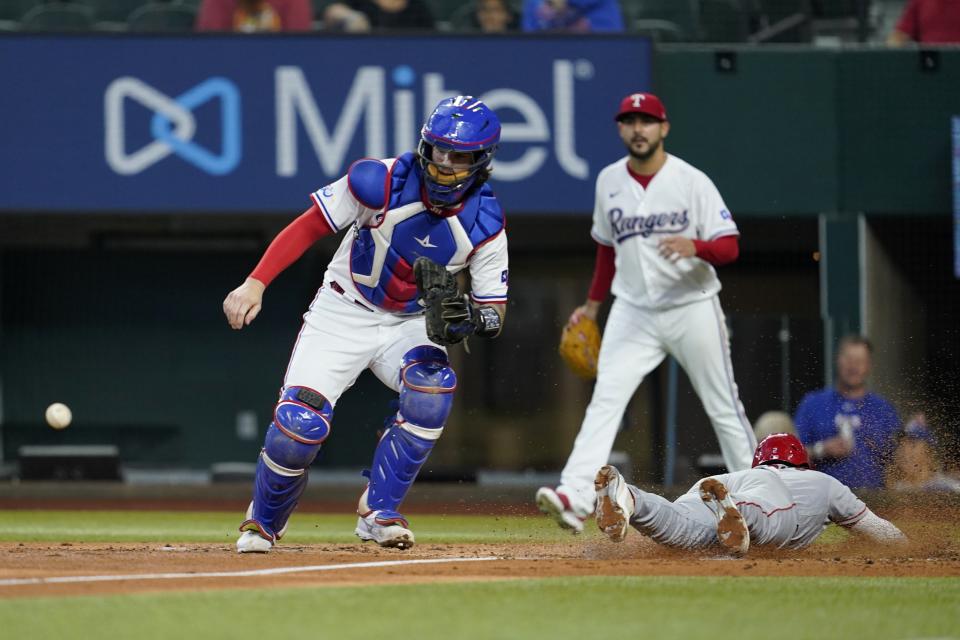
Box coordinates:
[3,518,959,599]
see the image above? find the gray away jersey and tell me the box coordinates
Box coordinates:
[703,465,867,549]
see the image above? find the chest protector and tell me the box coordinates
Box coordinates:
[347,152,504,313]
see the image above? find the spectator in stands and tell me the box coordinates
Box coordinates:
[521,0,623,32]
[323,0,434,32]
[887,413,960,493]
[887,0,960,45]
[472,0,519,32]
[196,0,312,31]
[793,335,900,488]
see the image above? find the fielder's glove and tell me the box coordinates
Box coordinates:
[558,315,601,379]
[414,257,502,346]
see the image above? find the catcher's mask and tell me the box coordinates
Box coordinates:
[752,433,809,468]
[417,96,500,208]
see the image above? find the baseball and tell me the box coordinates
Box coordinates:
[45,402,72,430]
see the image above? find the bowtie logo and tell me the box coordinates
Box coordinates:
[104,76,241,176]
[415,235,438,248]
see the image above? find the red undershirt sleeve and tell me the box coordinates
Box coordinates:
[693,235,739,266]
[249,204,334,287]
[587,243,616,302]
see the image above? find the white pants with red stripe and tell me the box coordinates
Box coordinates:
[283,285,440,405]
[628,468,800,550]
[558,295,756,510]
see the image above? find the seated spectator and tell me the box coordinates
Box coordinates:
[196,0,312,31]
[753,410,797,442]
[473,0,519,32]
[793,335,900,488]
[323,0,434,32]
[887,414,960,493]
[887,0,960,46]
[522,0,623,32]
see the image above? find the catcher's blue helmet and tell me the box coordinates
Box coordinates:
[417,96,500,207]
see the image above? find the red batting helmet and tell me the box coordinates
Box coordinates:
[752,433,809,468]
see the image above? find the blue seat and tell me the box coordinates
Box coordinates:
[625,0,700,40]
[700,0,750,42]
[0,0,35,22]
[83,0,147,27]
[127,2,196,31]
[752,0,812,42]
[20,2,96,30]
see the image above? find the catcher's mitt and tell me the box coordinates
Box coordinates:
[413,257,463,346]
[559,315,601,379]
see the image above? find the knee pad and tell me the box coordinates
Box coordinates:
[263,386,333,469]
[398,346,456,431]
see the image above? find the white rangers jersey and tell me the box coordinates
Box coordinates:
[590,154,739,310]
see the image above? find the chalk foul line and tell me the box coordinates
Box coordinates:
[0,556,500,587]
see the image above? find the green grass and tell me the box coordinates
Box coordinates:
[0,510,575,544]
[2,510,958,640]
[2,577,958,640]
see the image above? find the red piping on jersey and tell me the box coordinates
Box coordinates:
[466,225,505,261]
[309,191,338,232]
[836,506,868,527]
[464,226,509,305]
[734,501,798,517]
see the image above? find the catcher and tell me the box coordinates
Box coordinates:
[595,433,907,555]
[224,97,507,553]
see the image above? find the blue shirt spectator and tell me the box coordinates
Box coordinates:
[794,335,901,489]
[522,0,624,32]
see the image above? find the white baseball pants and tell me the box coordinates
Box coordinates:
[559,295,756,507]
[283,285,439,405]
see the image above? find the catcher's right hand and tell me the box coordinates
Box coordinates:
[559,314,601,379]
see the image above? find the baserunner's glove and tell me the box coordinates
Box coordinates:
[414,257,502,346]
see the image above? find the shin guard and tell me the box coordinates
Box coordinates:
[360,347,456,514]
[241,386,333,540]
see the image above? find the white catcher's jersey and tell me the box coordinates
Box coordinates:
[312,157,509,313]
[698,465,868,549]
[591,154,739,310]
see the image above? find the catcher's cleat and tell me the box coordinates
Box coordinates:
[594,465,634,542]
[236,530,273,554]
[699,477,750,556]
[355,510,415,550]
[535,486,591,534]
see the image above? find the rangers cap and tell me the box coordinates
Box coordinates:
[615,92,667,122]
